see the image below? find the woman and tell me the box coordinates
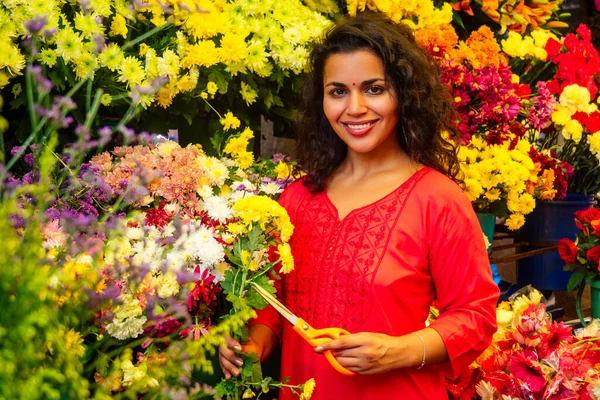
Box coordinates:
[219,12,499,399]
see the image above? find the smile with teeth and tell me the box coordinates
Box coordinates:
[344,121,376,130]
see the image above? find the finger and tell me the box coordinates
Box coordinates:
[314,335,362,352]
[219,355,241,378]
[219,345,244,367]
[224,334,242,351]
[333,355,364,372]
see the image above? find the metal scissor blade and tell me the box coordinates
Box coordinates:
[251,282,298,326]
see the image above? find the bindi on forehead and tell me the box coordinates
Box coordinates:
[352,82,356,86]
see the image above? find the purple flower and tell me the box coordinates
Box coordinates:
[55,96,77,110]
[10,146,21,156]
[24,153,34,167]
[22,171,40,184]
[46,207,60,220]
[24,15,47,34]
[10,214,25,229]
[271,153,286,164]
[93,34,106,53]
[43,28,57,39]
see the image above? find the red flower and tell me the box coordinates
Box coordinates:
[187,267,221,316]
[577,24,592,41]
[538,322,573,357]
[145,201,173,228]
[575,208,600,224]
[557,238,578,264]
[545,38,562,59]
[591,219,600,236]
[587,245,600,266]
[508,349,547,394]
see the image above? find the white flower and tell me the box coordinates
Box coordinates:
[106,316,147,340]
[164,202,180,214]
[204,196,234,222]
[475,381,496,400]
[197,184,214,199]
[259,182,282,195]
[126,226,144,241]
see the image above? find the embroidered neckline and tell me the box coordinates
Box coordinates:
[321,166,432,222]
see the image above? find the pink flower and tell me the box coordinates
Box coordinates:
[508,349,547,394]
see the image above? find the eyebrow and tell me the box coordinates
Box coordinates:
[324,78,386,87]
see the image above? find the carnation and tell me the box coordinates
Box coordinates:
[204,196,234,223]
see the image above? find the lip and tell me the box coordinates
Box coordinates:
[341,119,379,137]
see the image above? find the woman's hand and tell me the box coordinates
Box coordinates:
[314,332,409,375]
[218,335,263,379]
[218,324,279,379]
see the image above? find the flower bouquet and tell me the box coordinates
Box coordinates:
[446,287,600,399]
[558,207,600,323]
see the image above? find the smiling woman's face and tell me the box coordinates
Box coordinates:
[322,49,399,156]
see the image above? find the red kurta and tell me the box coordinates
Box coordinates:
[252,167,499,400]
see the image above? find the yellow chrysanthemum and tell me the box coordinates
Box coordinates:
[207,81,218,95]
[182,40,220,68]
[220,111,241,131]
[157,49,180,78]
[0,41,26,75]
[505,213,525,231]
[240,82,258,106]
[110,14,128,38]
[54,28,84,63]
[39,49,58,68]
[118,56,145,88]
[300,378,316,400]
[218,33,247,65]
[98,43,125,71]
[74,12,104,37]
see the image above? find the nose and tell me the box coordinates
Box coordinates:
[347,91,367,115]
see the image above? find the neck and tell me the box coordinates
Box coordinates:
[339,145,413,179]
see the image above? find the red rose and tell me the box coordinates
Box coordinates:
[587,245,600,265]
[545,38,562,59]
[557,238,578,264]
[575,209,600,234]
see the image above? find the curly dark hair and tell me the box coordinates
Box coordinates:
[295,11,461,192]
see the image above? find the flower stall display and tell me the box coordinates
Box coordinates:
[559,207,600,322]
[445,0,568,35]
[0,0,332,140]
[446,287,600,399]
[502,24,600,196]
[0,16,315,394]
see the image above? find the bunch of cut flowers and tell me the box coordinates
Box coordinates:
[558,206,600,321]
[446,287,600,399]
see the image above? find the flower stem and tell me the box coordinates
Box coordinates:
[121,21,174,51]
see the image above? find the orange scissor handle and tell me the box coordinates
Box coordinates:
[293,318,356,376]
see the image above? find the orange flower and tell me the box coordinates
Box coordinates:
[451,0,474,16]
[447,26,507,69]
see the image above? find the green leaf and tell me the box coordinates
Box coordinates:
[563,263,579,272]
[247,225,263,252]
[226,292,247,311]
[214,379,236,398]
[567,271,584,292]
[208,69,230,94]
[182,112,193,125]
[251,358,263,382]
[246,275,276,310]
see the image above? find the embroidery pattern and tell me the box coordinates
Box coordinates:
[283,169,429,331]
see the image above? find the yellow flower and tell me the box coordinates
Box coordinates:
[98,43,125,71]
[505,213,525,231]
[183,40,220,68]
[54,28,84,63]
[110,14,128,38]
[12,83,22,98]
[589,132,600,155]
[64,329,86,357]
[300,378,316,400]
[275,163,293,179]
[200,92,208,99]
[0,41,26,75]
[101,93,112,106]
[75,12,104,37]
[240,82,258,106]
[277,243,294,274]
[39,49,58,68]
[484,188,501,202]
[158,49,180,78]
[236,151,254,169]
[73,52,97,80]
[118,56,145,88]
[242,389,255,399]
[219,33,247,65]
[207,81,218,95]
[562,119,583,143]
[220,111,241,131]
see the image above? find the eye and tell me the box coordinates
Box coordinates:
[366,86,384,95]
[329,88,346,97]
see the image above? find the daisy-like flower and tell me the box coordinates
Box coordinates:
[204,195,234,223]
[508,349,547,394]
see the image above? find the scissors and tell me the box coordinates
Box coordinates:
[251,282,356,376]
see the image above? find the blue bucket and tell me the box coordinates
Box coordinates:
[516,194,596,291]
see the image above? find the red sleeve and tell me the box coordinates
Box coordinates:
[427,193,499,378]
[247,181,300,338]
